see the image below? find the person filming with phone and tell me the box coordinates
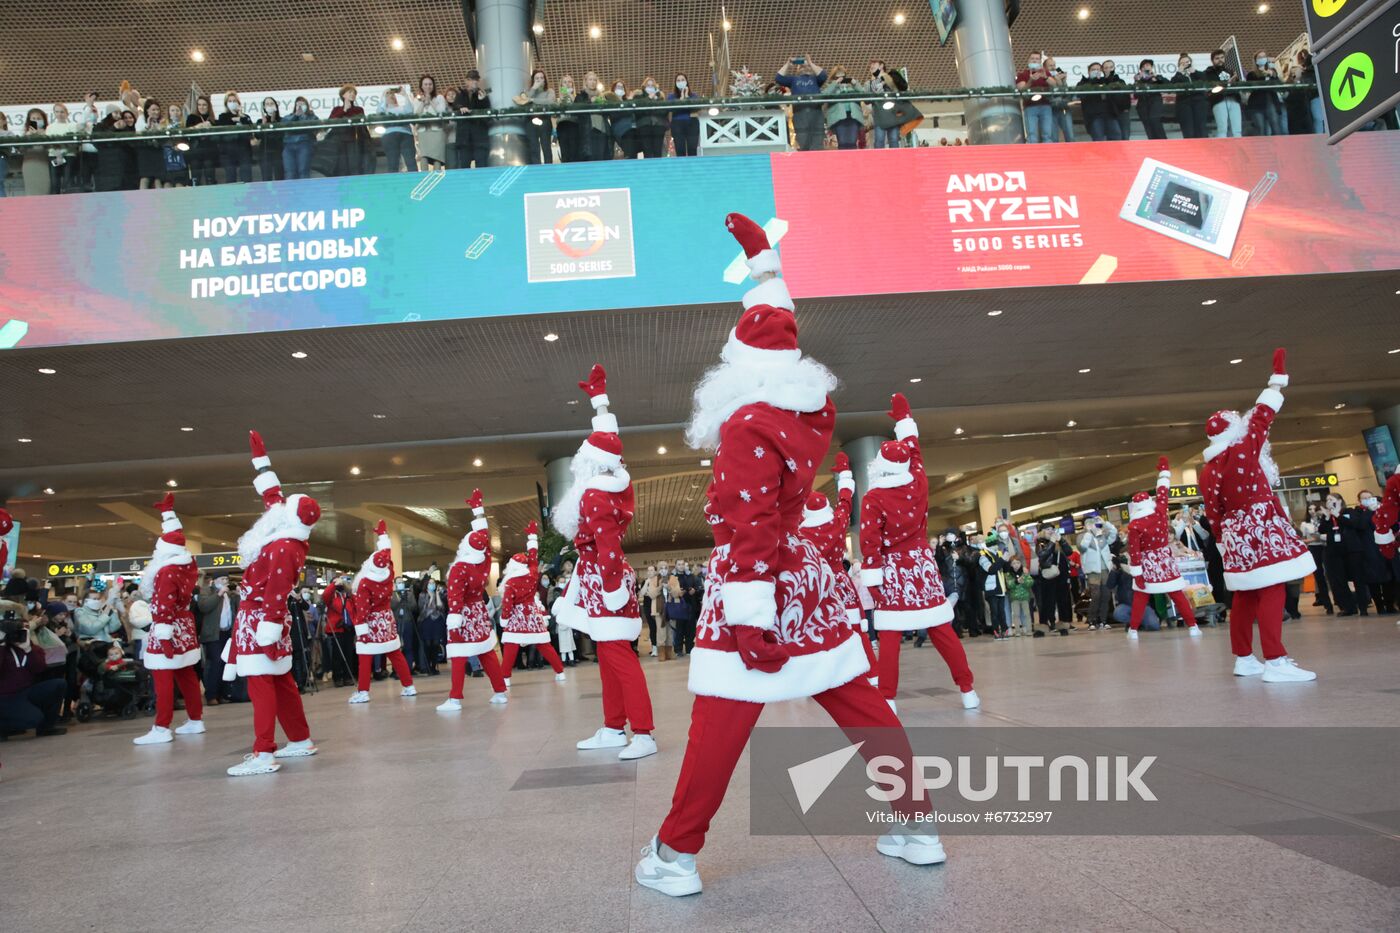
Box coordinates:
[776,53,828,151]
[0,603,68,738]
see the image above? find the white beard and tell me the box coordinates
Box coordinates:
[140,539,192,600]
[685,353,837,451]
[551,456,606,541]
[352,555,391,593]
[1259,439,1279,487]
[237,501,311,566]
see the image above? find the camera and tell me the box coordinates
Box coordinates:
[0,608,28,645]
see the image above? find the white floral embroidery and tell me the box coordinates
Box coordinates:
[739,489,752,502]
[753,560,769,573]
[754,446,766,459]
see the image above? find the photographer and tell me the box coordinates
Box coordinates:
[0,602,67,737]
[321,575,358,687]
[1134,59,1169,139]
[776,54,828,151]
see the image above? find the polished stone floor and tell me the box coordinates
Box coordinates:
[3,609,1399,932]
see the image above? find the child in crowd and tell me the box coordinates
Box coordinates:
[103,642,132,672]
[1005,558,1035,636]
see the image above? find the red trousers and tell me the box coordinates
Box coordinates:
[596,640,654,734]
[500,642,564,675]
[357,650,414,692]
[152,666,202,728]
[878,626,974,700]
[658,677,931,854]
[1228,583,1287,660]
[450,651,507,698]
[1129,589,1199,630]
[247,672,310,755]
[856,630,878,680]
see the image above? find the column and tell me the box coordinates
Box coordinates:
[976,473,1012,533]
[380,521,404,574]
[950,0,1023,145]
[476,0,532,166]
[545,456,574,519]
[842,436,886,561]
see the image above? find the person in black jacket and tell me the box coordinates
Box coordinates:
[214,92,254,182]
[1170,55,1210,138]
[1077,64,1116,141]
[1034,531,1072,634]
[1244,51,1284,137]
[255,97,284,182]
[1339,490,1391,614]
[1102,60,1132,139]
[1133,59,1169,139]
[184,95,219,185]
[1317,493,1359,615]
[451,70,492,168]
[1207,49,1243,138]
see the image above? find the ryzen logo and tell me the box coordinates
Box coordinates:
[788,743,1157,813]
[539,211,622,258]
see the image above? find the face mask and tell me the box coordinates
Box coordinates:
[615,85,625,94]
[229,102,240,113]
[1256,59,1268,68]
[646,85,657,94]
[1028,60,1041,70]
[296,103,306,113]
[301,590,311,600]
[1361,496,1378,510]
[427,582,437,592]
[396,581,406,590]
[676,80,687,89]
[1090,71,1102,79]
[85,597,102,609]
[35,118,45,128]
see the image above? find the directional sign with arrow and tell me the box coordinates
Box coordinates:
[1314,0,1400,142]
[1305,0,1388,53]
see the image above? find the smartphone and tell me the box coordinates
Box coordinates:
[792,57,805,65]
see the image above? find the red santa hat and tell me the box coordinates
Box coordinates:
[466,488,488,532]
[501,551,531,582]
[459,528,490,564]
[726,212,793,311]
[0,508,12,536]
[248,430,320,530]
[722,303,801,368]
[1128,490,1155,521]
[800,491,834,528]
[152,493,187,547]
[578,428,623,471]
[871,439,912,478]
[1202,409,1249,462]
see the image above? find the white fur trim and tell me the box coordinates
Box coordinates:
[860,568,884,588]
[140,540,193,600]
[455,541,487,564]
[1268,373,1289,388]
[1128,564,1143,576]
[590,393,610,410]
[353,623,370,637]
[837,472,855,494]
[502,560,529,582]
[1157,470,1172,489]
[873,602,954,631]
[722,327,801,366]
[687,635,869,704]
[355,636,402,656]
[161,517,182,533]
[352,559,390,593]
[742,275,794,311]
[237,500,314,566]
[253,471,281,494]
[1256,387,1284,412]
[591,412,619,434]
[1224,551,1316,591]
[142,646,200,671]
[585,469,630,494]
[234,654,292,677]
[846,608,864,629]
[800,506,835,528]
[446,613,465,629]
[721,579,777,630]
[553,596,643,642]
[1376,530,1396,545]
[1202,411,1250,463]
[255,620,284,646]
[470,517,489,532]
[894,417,918,441]
[152,623,175,641]
[868,462,914,489]
[602,584,630,611]
[1134,575,1185,594]
[1128,499,1155,521]
[445,632,497,658]
[375,534,391,550]
[251,455,271,470]
[501,631,550,645]
[747,248,782,279]
[527,535,538,549]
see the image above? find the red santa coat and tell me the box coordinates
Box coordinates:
[554,475,642,642]
[446,554,496,658]
[859,419,952,630]
[1372,473,1400,560]
[353,557,400,655]
[226,537,307,677]
[799,482,863,628]
[500,543,549,645]
[1127,472,1185,594]
[1200,392,1315,590]
[0,507,10,577]
[690,400,866,704]
[142,555,201,670]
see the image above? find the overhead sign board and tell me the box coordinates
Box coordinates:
[42,552,244,578]
[1304,0,1388,53]
[1315,0,1400,142]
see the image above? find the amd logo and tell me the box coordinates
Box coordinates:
[554,194,602,209]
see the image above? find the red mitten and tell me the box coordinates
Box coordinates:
[725,212,770,258]
[734,626,789,674]
[524,520,539,536]
[162,639,176,660]
[249,429,267,459]
[887,392,911,422]
[833,451,851,474]
[1157,456,1170,473]
[1272,347,1286,375]
[153,492,174,513]
[466,488,483,510]
[578,364,608,400]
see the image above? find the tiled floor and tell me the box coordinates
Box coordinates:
[4,610,1399,932]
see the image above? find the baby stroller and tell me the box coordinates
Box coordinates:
[74,642,152,722]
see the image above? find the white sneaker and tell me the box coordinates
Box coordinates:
[1233,655,1265,676]
[876,833,947,866]
[887,698,897,715]
[1262,657,1317,683]
[635,835,701,896]
[436,698,462,712]
[174,719,205,735]
[960,689,980,710]
[274,739,318,758]
[400,685,417,698]
[1127,628,1139,641]
[227,752,280,776]
[619,733,658,760]
[489,692,509,705]
[133,725,172,745]
[1188,625,1203,638]
[650,646,657,657]
[348,691,370,704]
[555,672,567,682]
[578,726,629,750]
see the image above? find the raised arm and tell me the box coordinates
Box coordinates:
[888,392,926,498]
[524,521,539,576]
[832,451,855,528]
[1154,456,1172,513]
[1250,347,1289,437]
[579,363,619,434]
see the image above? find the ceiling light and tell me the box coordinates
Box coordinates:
[1078,368,1092,374]
[349,466,361,476]
[987,309,1003,317]
[723,19,732,31]
[17,437,31,443]
[43,487,55,495]
[1229,358,1243,364]
[567,399,579,405]
[1389,348,1400,354]
[390,37,404,51]
[371,413,386,419]
[1077,7,1090,19]
[893,12,907,25]
[953,427,964,435]
[190,50,205,63]
[1334,403,1346,410]
[543,332,559,342]
[1200,298,1217,306]
[909,377,922,383]
[657,446,668,455]
[301,52,315,62]
[1211,84,1225,94]
[532,22,544,35]
[166,479,178,488]
[1066,420,1077,427]
[179,426,195,433]
[1257,2,1269,11]
[472,457,483,467]
[291,351,308,359]
[700,458,712,467]
[589,25,602,39]
[37,367,56,374]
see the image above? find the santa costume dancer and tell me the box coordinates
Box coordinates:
[438,489,508,710]
[1125,457,1204,640]
[859,393,977,712]
[0,508,11,576]
[635,212,942,899]
[1200,349,1317,683]
[552,364,657,760]
[132,494,205,745]
[347,521,416,704]
[223,431,321,776]
[798,452,878,685]
[498,521,566,682]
